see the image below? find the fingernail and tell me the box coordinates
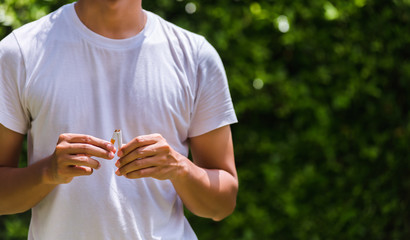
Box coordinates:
[117,150,123,157]
[115,170,121,176]
[115,161,120,167]
[109,152,115,158]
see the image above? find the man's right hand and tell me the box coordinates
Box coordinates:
[43,133,116,184]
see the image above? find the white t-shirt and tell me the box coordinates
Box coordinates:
[0,3,237,240]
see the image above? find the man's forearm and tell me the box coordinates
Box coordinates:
[171,159,238,221]
[0,158,56,215]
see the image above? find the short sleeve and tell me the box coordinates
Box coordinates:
[188,39,237,137]
[0,32,30,134]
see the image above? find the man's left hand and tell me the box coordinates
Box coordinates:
[115,133,188,180]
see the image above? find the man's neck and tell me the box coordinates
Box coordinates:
[74,0,146,39]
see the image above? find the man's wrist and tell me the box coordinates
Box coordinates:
[40,161,53,185]
[37,156,57,185]
[172,154,193,184]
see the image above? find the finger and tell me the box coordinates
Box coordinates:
[118,134,162,157]
[66,155,101,169]
[59,165,94,177]
[116,143,158,168]
[122,166,157,179]
[64,143,115,159]
[116,157,156,176]
[60,134,115,152]
[69,165,94,177]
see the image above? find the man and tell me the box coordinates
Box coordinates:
[0,0,238,239]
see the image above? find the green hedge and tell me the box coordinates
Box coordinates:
[1,0,410,239]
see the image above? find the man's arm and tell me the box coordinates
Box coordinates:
[0,124,116,215]
[116,125,238,221]
[174,125,238,221]
[0,124,55,214]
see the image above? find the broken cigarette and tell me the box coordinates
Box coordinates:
[110,129,122,151]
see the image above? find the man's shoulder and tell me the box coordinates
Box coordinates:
[11,4,68,45]
[146,11,206,48]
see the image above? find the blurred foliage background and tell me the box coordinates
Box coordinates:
[1,0,410,239]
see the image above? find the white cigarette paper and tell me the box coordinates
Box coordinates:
[116,130,122,150]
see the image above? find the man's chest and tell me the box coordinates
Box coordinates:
[25,47,195,137]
